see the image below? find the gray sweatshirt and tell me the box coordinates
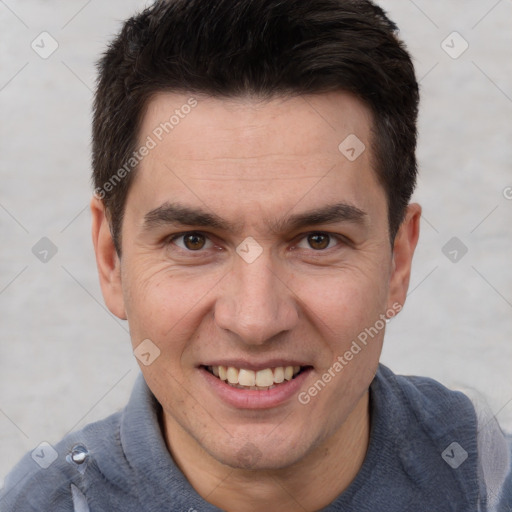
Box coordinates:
[1,364,511,511]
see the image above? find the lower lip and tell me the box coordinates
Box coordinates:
[200,367,313,410]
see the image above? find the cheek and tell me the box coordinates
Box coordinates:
[121,256,222,349]
[293,262,389,337]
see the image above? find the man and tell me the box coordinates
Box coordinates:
[1,0,511,510]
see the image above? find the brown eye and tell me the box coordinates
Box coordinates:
[307,233,330,250]
[183,232,206,250]
[170,232,214,252]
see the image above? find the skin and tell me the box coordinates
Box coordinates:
[91,91,421,511]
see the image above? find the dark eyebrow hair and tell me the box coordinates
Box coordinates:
[272,203,367,234]
[143,203,234,231]
[142,201,367,234]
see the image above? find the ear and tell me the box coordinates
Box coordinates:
[90,196,127,320]
[387,203,421,311]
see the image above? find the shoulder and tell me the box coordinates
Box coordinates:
[375,364,479,430]
[372,366,480,476]
[374,365,512,508]
[0,410,127,511]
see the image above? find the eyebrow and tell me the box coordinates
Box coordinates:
[143,203,235,231]
[273,203,367,234]
[142,201,368,234]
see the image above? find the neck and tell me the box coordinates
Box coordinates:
[163,391,370,512]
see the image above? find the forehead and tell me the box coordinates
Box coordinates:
[141,90,373,164]
[128,91,383,225]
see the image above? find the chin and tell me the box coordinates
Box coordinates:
[206,429,316,471]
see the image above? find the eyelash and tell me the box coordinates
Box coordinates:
[167,231,347,253]
[168,232,215,252]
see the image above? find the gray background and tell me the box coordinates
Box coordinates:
[1,0,511,486]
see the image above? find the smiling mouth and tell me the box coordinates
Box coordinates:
[202,365,310,390]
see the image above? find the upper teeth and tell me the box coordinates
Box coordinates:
[210,365,301,387]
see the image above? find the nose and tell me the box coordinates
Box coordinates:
[214,253,299,345]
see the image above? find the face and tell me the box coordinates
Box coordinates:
[92,91,419,471]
